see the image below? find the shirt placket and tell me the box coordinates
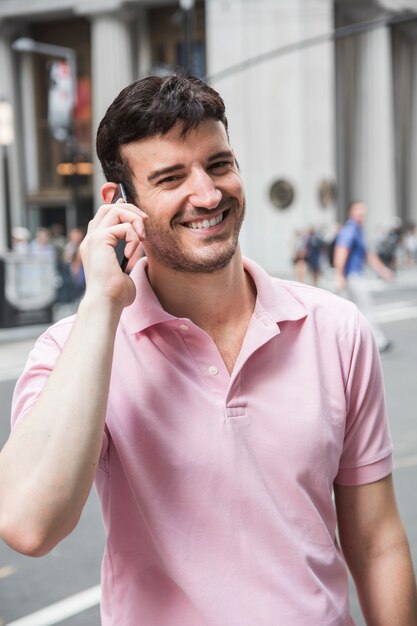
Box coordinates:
[175,320,230,397]
[225,312,281,420]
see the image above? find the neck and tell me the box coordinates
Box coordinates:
[146,249,256,331]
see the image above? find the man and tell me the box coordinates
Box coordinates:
[334,201,394,353]
[0,76,416,625]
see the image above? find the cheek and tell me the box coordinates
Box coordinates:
[145,190,184,219]
[225,175,244,198]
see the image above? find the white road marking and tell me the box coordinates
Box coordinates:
[374,305,417,323]
[6,585,101,626]
[0,565,16,579]
[375,301,414,310]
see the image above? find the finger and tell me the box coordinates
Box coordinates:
[124,242,144,273]
[89,202,147,231]
[97,207,147,236]
[123,238,141,260]
[102,222,141,248]
[108,201,148,221]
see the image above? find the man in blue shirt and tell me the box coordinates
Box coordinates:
[334,201,394,353]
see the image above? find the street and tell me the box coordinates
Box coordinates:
[0,275,416,625]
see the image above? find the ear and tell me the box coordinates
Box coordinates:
[101,182,118,203]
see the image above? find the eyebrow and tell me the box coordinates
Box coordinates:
[147,164,185,183]
[147,150,234,183]
[207,150,234,162]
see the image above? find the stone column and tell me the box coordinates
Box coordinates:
[90,12,135,206]
[351,26,396,240]
[408,40,417,227]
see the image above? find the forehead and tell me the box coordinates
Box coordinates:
[121,119,230,173]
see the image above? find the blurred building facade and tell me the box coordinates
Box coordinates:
[0,0,417,272]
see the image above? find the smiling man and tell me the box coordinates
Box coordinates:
[0,75,416,626]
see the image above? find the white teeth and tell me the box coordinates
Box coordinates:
[188,212,224,230]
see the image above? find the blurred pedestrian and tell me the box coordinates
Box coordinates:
[292,228,307,282]
[325,222,342,269]
[63,227,86,300]
[11,226,31,254]
[49,223,67,262]
[304,227,323,286]
[376,217,402,271]
[334,201,394,353]
[30,227,56,260]
[403,223,417,267]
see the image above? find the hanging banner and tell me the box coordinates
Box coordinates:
[48,60,74,141]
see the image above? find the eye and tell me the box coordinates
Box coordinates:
[209,160,233,172]
[158,174,183,185]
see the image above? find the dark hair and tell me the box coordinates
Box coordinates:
[96,74,228,202]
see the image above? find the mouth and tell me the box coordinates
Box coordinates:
[182,210,228,231]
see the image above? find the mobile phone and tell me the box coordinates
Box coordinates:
[111,183,129,272]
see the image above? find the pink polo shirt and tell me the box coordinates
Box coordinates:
[11,257,393,626]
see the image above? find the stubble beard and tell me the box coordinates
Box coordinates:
[145,198,246,274]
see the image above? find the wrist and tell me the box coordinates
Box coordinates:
[77,292,125,331]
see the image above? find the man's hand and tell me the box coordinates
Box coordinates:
[80,199,148,309]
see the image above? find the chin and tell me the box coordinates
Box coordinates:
[155,240,239,274]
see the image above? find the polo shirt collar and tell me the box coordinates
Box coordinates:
[122,256,307,335]
[243,257,307,324]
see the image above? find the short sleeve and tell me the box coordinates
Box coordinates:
[11,330,63,429]
[336,223,355,249]
[335,310,393,486]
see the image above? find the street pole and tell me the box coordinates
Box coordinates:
[2,146,11,249]
[0,99,14,250]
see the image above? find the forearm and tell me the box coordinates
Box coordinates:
[348,533,417,625]
[333,246,348,289]
[0,295,122,555]
[336,477,417,625]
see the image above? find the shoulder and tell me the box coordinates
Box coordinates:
[21,315,76,370]
[277,279,359,326]
[36,315,76,349]
[11,315,76,429]
[245,257,359,329]
[336,220,358,246]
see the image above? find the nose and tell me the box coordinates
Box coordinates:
[188,168,222,210]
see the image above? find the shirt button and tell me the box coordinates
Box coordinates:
[179,324,189,331]
[208,365,218,376]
